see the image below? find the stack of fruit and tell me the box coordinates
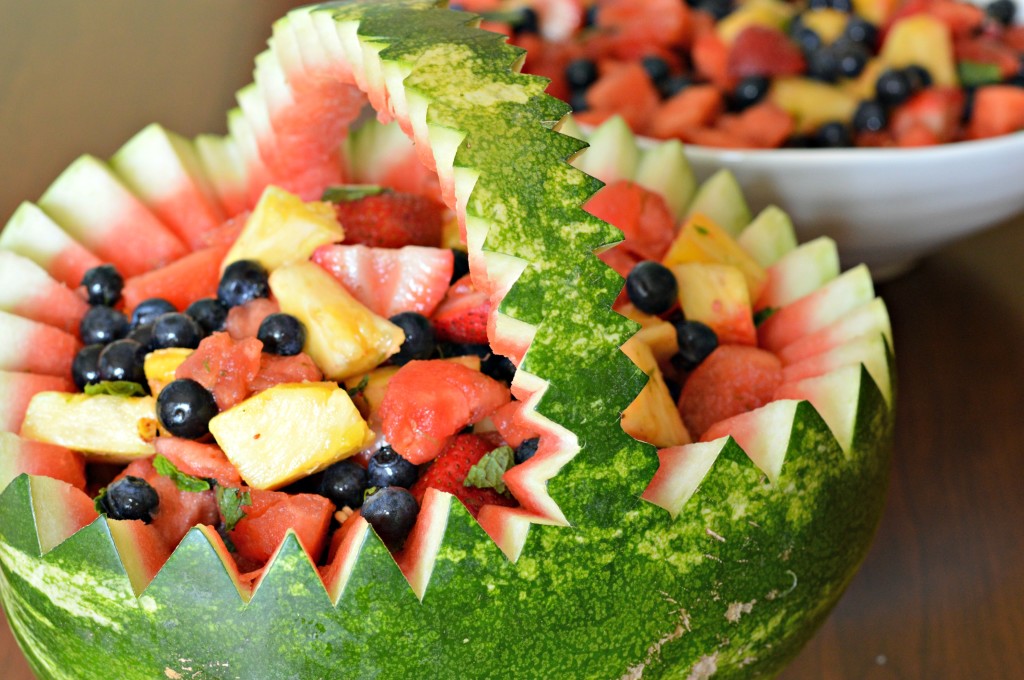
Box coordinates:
[472,0,1024,146]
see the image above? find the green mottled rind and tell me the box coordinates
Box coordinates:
[0,1,894,678]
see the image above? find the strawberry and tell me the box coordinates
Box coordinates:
[727,26,806,80]
[410,434,518,517]
[431,274,490,344]
[331,190,445,249]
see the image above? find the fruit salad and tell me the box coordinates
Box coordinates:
[471,0,1024,147]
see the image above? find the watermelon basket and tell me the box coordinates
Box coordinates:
[0,1,894,678]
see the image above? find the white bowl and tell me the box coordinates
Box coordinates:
[674,132,1024,279]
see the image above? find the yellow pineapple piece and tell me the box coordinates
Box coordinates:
[800,9,849,45]
[633,321,679,366]
[21,393,158,462]
[269,261,404,381]
[853,0,900,28]
[672,263,756,346]
[880,15,958,87]
[620,339,690,448]
[209,382,373,490]
[662,213,767,302]
[842,57,886,101]
[769,78,858,133]
[221,185,344,273]
[717,0,795,44]
[143,348,193,395]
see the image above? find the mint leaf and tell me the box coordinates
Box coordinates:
[753,306,778,327]
[958,61,1002,87]
[216,486,252,532]
[346,374,370,398]
[153,454,211,493]
[93,487,108,515]
[464,445,515,495]
[321,184,388,203]
[84,380,146,397]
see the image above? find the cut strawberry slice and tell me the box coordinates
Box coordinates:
[410,433,518,517]
[379,359,511,464]
[431,274,490,344]
[330,190,445,249]
[311,244,453,319]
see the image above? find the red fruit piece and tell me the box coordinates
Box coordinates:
[718,101,795,148]
[891,88,964,145]
[584,180,677,262]
[411,433,518,517]
[379,360,512,464]
[431,274,490,345]
[955,36,1020,79]
[225,297,280,341]
[121,243,231,317]
[175,332,263,411]
[597,0,692,51]
[678,345,783,439]
[692,31,734,91]
[117,458,220,551]
[966,85,1024,139]
[490,400,540,448]
[647,85,724,141]
[0,435,86,490]
[585,62,662,132]
[332,190,444,249]
[153,437,242,487]
[228,489,335,568]
[727,26,806,79]
[311,244,453,319]
[249,353,323,393]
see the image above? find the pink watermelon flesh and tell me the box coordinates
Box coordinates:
[0,312,81,379]
[121,242,231,316]
[311,244,453,318]
[0,371,76,432]
[0,434,87,491]
[0,251,90,334]
[148,182,229,251]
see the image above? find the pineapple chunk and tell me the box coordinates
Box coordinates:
[143,348,193,395]
[21,392,157,462]
[621,339,690,448]
[672,263,757,346]
[662,213,767,302]
[209,382,372,490]
[880,15,958,87]
[717,0,794,43]
[799,9,848,45]
[269,260,404,381]
[221,185,344,273]
[769,78,858,133]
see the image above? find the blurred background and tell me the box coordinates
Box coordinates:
[0,0,301,223]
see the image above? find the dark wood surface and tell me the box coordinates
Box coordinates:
[3,217,1023,678]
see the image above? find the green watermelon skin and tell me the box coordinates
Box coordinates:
[0,1,894,678]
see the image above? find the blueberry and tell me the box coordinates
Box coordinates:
[217,260,270,308]
[100,476,159,523]
[641,56,672,87]
[732,75,770,111]
[697,0,735,20]
[843,17,878,47]
[388,312,435,365]
[80,306,129,345]
[565,59,599,91]
[514,7,540,35]
[659,74,694,99]
[127,323,155,351]
[131,298,176,328]
[568,89,589,113]
[367,445,420,489]
[361,486,419,551]
[319,460,368,509]
[97,339,147,385]
[782,134,815,148]
[815,121,853,148]
[156,378,219,440]
[673,319,718,371]
[626,261,678,315]
[514,437,540,465]
[790,19,822,54]
[257,313,306,356]
[151,312,204,350]
[72,344,104,390]
[81,265,123,307]
[987,0,1017,26]
[833,40,869,79]
[962,86,977,124]
[853,100,888,133]
[185,298,229,335]
[810,0,851,9]
[583,4,598,27]
[450,249,470,284]
[807,46,840,82]
[876,69,912,107]
[437,342,516,384]
[903,64,932,92]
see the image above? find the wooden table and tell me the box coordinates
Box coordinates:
[3,217,1023,677]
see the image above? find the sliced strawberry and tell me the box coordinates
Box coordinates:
[331,190,444,249]
[175,332,263,411]
[431,274,490,344]
[225,297,280,341]
[727,26,806,79]
[584,180,677,262]
[410,433,518,517]
[379,360,512,464]
[891,88,965,144]
[311,244,453,319]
